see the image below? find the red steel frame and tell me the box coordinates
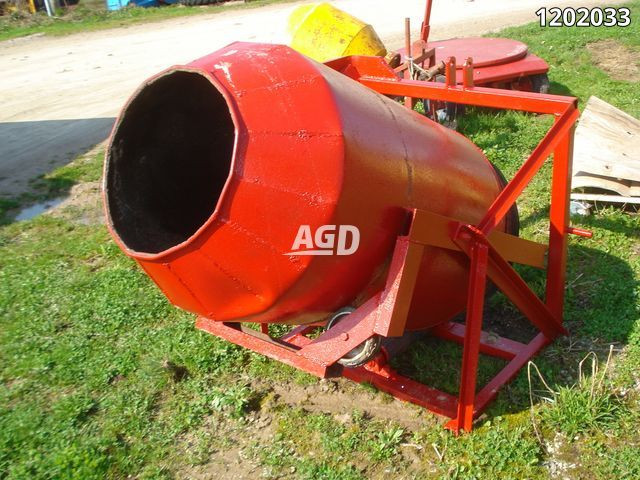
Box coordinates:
[411,0,548,88]
[196,59,589,433]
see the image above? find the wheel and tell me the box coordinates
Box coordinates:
[179,0,217,5]
[491,163,520,237]
[483,163,520,299]
[529,73,550,94]
[327,307,381,368]
[424,75,464,128]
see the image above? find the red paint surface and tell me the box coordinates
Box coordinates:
[104,42,504,329]
[104,44,581,432]
[429,37,528,68]
[399,37,549,87]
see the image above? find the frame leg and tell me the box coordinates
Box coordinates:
[446,241,489,433]
[546,125,575,319]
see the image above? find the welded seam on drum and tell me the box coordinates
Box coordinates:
[377,98,414,204]
[196,249,260,296]
[223,221,306,274]
[248,130,342,138]
[235,178,337,206]
[235,75,321,96]
[165,263,209,313]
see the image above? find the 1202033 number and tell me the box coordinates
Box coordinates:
[536,7,631,27]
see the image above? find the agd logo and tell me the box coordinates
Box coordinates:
[285,225,360,256]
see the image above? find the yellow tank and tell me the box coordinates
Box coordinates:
[288,3,387,62]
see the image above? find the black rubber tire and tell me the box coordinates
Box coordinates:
[424,75,465,124]
[327,307,382,368]
[180,0,218,5]
[529,73,550,94]
[491,163,520,237]
[482,163,520,300]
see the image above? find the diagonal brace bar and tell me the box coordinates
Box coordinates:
[453,225,567,339]
[477,106,579,235]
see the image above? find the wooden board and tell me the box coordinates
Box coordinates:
[573,96,640,183]
[571,193,640,204]
[572,172,640,197]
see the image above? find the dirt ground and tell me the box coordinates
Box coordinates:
[177,377,435,480]
[0,0,629,196]
[587,39,640,82]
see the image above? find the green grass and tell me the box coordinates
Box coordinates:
[32,150,104,196]
[542,383,623,437]
[0,0,291,42]
[2,3,640,478]
[499,6,640,118]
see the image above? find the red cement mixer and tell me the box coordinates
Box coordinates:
[103,42,584,432]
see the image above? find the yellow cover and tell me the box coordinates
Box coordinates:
[288,3,387,62]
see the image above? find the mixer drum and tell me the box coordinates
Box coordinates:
[103,42,508,331]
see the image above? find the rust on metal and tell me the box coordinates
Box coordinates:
[445,56,457,86]
[463,57,474,88]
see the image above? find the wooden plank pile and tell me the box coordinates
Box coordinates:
[571,96,640,205]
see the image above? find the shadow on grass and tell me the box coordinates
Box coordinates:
[0,118,113,196]
[520,205,640,239]
[549,81,575,97]
[0,117,112,225]
[390,241,637,420]
[517,205,550,232]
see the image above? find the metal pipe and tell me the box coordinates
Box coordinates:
[421,0,433,43]
[43,0,54,17]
